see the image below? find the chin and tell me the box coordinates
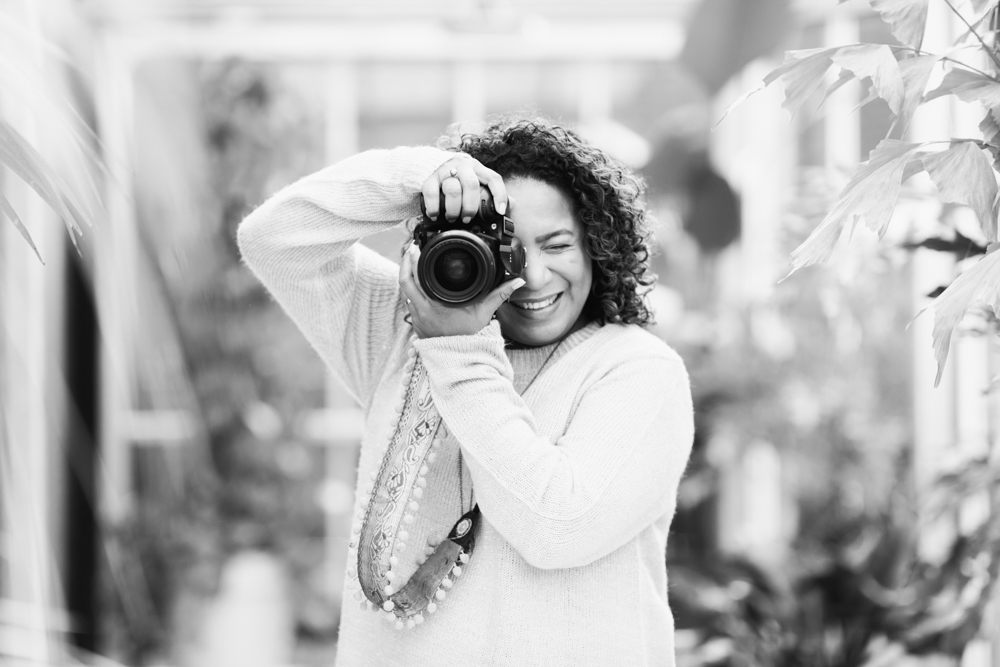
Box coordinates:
[498,315,571,347]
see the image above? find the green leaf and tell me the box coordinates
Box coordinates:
[787,140,923,273]
[868,0,929,50]
[764,47,842,118]
[980,112,1000,144]
[831,44,905,116]
[924,68,990,103]
[0,118,85,248]
[714,82,766,129]
[950,80,1000,122]
[969,0,998,15]
[818,68,858,109]
[893,54,939,136]
[0,187,42,263]
[921,247,1000,386]
[922,141,999,241]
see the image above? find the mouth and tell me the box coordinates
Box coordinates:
[509,293,562,312]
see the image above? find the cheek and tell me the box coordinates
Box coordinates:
[563,253,592,297]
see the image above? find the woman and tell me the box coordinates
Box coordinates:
[238,117,694,666]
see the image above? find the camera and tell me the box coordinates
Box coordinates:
[413,187,526,307]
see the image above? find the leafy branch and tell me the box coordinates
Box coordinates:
[943,0,1000,71]
[0,6,108,263]
[720,0,1000,387]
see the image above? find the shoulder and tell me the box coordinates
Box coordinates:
[561,323,689,395]
[586,323,686,368]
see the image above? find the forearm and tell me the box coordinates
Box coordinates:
[415,324,694,569]
[237,145,453,401]
[237,145,451,279]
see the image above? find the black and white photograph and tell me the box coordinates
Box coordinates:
[1,0,999,665]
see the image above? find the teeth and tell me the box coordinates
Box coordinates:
[513,294,558,310]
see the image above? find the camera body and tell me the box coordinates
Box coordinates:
[413,187,526,307]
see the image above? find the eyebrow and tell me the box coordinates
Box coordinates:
[534,229,575,244]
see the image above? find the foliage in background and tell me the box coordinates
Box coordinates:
[101,61,337,665]
[722,0,1000,387]
[669,169,1000,665]
[0,2,106,261]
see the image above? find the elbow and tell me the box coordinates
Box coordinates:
[512,524,605,571]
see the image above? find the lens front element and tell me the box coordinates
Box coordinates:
[419,231,496,306]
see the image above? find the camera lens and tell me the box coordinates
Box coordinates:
[418,231,497,306]
[435,248,478,290]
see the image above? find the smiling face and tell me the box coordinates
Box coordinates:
[495,178,593,347]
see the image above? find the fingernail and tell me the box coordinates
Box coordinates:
[462,216,471,224]
[496,200,507,215]
[512,278,526,290]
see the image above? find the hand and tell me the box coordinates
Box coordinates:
[400,242,525,339]
[421,153,509,223]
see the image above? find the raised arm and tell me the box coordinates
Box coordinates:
[237,146,452,404]
[414,324,694,569]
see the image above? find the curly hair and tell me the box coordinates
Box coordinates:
[448,116,655,326]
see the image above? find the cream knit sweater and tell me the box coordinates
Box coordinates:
[237,146,695,667]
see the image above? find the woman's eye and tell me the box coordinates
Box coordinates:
[545,244,571,252]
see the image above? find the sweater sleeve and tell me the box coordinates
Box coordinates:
[414,323,694,570]
[237,146,452,405]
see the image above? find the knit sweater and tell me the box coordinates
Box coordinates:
[237,146,695,667]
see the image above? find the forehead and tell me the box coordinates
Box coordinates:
[506,178,580,239]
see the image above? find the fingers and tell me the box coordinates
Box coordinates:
[421,156,507,222]
[421,176,442,221]
[472,164,508,216]
[399,243,429,307]
[441,176,463,221]
[482,277,526,314]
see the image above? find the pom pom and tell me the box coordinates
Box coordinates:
[419,465,429,476]
[425,545,435,556]
[427,452,438,464]
[398,530,409,541]
[390,556,398,566]
[384,585,394,595]
[408,501,419,512]
[360,600,369,611]
[459,553,470,564]
[453,566,463,577]
[386,571,396,582]
[407,347,416,358]
[427,602,437,614]
[413,487,424,499]
[435,589,446,601]
[414,614,425,625]
[347,567,357,579]
[395,620,404,630]
[407,619,416,629]
[416,478,427,488]
[441,578,453,589]
[383,600,395,612]
[353,589,364,601]
[403,514,414,524]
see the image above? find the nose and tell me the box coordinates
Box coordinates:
[520,251,551,291]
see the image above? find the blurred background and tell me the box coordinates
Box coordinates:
[1,0,998,665]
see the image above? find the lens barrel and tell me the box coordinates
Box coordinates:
[417,231,498,306]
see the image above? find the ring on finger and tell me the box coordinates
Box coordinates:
[449,167,458,177]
